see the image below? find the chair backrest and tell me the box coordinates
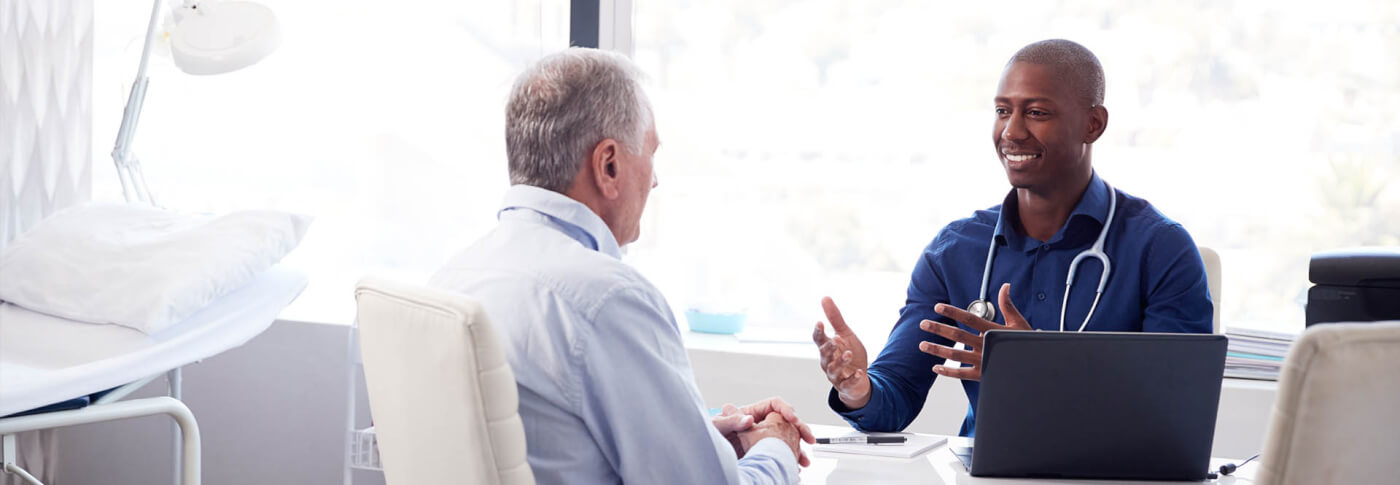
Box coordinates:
[1198,246,1222,333]
[355,277,534,485]
[1256,322,1400,485]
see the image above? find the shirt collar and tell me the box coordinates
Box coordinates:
[993,172,1111,251]
[498,184,622,259]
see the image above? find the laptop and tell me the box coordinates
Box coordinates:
[953,330,1227,481]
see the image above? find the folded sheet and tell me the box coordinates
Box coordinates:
[0,203,310,334]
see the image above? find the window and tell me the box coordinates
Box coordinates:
[94,0,570,322]
[630,0,1400,341]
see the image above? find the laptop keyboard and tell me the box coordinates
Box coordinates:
[952,446,974,471]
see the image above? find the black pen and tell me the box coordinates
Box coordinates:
[815,436,907,445]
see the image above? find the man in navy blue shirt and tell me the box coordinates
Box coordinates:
[811,39,1213,437]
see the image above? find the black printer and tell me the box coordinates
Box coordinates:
[1306,247,1400,326]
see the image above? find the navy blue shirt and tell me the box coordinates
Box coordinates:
[830,173,1213,436]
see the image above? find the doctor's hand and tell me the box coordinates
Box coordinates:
[813,297,872,410]
[918,283,1030,381]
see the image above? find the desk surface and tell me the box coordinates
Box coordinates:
[801,425,1258,484]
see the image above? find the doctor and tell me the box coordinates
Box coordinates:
[811,39,1213,437]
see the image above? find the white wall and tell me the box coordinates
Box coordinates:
[0,0,93,248]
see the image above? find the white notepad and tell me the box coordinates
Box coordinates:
[812,431,946,459]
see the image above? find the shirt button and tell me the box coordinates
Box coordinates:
[1037,292,1047,301]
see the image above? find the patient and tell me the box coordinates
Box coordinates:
[429,48,812,484]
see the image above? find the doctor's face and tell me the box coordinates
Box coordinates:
[992,62,1101,190]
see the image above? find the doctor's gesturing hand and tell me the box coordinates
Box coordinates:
[813,297,873,409]
[919,283,1031,381]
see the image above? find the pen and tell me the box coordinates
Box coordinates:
[815,436,907,445]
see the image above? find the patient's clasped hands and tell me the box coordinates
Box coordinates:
[713,397,815,466]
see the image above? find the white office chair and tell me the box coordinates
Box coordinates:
[355,277,534,485]
[1197,246,1222,334]
[1255,321,1400,485]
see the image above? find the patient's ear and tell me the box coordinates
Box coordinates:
[590,138,622,200]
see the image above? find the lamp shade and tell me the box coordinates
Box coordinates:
[170,1,280,75]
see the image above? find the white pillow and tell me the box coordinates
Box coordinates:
[0,203,311,334]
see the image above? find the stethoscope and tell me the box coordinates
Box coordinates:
[966,184,1117,332]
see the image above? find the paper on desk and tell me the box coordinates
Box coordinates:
[812,431,945,459]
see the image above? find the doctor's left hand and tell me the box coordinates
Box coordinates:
[917,283,1030,381]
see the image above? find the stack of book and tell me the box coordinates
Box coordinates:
[1224,326,1299,380]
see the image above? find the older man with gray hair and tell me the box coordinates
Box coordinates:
[430,48,811,484]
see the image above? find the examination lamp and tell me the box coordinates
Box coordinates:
[111,0,281,205]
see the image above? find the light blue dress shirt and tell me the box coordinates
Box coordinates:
[430,185,799,485]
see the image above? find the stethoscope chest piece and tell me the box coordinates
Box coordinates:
[967,299,996,321]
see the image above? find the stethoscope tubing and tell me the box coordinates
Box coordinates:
[970,183,1117,332]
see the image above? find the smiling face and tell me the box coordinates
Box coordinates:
[992,61,1105,191]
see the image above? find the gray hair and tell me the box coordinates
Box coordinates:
[1007,39,1106,108]
[505,48,652,193]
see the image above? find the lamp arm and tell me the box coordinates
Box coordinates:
[110,0,167,205]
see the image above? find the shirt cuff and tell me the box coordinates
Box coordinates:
[827,383,887,430]
[745,437,800,483]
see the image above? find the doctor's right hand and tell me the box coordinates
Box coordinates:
[812,297,871,410]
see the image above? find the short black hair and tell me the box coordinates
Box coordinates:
[1006,39,1105,108]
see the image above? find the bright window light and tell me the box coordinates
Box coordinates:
[94,0,571,322]
[630,0,1400,342]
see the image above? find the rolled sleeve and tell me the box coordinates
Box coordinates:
[829,377,892,429]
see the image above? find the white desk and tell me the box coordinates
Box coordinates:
[800,425,1259,484]
[686,334,1279,458]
